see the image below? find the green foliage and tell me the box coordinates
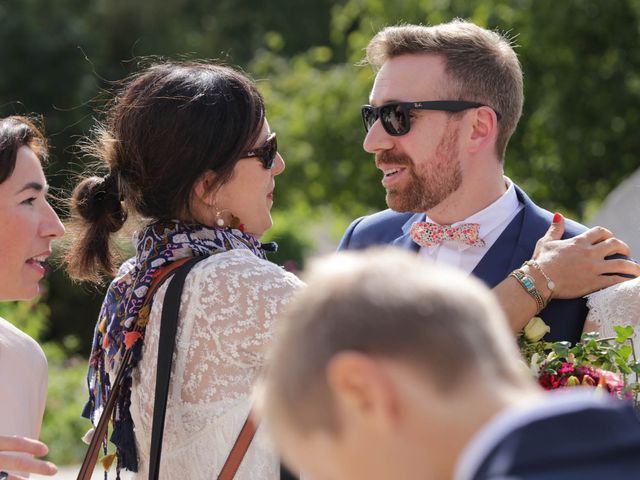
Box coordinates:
[252,49,381,218]
[39,351,88,465]
[262,206,316,271]
[0,299,50,341]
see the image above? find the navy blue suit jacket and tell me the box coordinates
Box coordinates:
[472,401,640,479]
[338,185,588,344]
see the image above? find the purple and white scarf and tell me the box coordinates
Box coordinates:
[83,220,271,473]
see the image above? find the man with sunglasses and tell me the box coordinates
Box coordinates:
[338,20,635,343]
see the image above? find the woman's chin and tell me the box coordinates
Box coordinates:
[0,285,39,302]
[245,219,273,239]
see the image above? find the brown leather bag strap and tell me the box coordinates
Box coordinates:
[217,414,259,480]
[144,257,194,303]
[76,257,196,480]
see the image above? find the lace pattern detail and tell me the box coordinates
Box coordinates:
[586,278,640,349]
[122,249,304,479]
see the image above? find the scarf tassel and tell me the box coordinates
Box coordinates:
[111,406,138,471]
[108,376,138,472]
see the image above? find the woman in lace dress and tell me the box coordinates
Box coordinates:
[585,278,640,351]
[0,116,61,478]
[65,63,303,479]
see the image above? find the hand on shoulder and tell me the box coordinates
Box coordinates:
[528,214,640,301]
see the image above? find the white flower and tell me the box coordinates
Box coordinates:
[523,316,551,342]
[529,352,542,376]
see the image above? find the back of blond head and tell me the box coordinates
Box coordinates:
[262,248,526,434]
[366,20,523,161]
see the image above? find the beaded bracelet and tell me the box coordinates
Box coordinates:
[510,269,546,313]
[523,260,556,300]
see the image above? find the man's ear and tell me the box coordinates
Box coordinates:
[326,352,400,431]
[467,106,499,154]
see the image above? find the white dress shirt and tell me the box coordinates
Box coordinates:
[418,177,523,273]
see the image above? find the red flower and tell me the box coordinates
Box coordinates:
[558,362,576,375]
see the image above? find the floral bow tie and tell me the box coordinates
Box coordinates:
[409,221,486,248]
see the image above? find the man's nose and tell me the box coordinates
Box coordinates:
[363,119,395,154]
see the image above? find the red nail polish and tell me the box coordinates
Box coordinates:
[552,212,562,224]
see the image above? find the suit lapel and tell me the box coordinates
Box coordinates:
[392,213,424,252]
[472,209,524,288]
[472,185,553,288]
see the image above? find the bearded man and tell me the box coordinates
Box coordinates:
[338,20,637,342]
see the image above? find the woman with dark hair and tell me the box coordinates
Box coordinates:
[0,116,62,477]
[66,63,303,479]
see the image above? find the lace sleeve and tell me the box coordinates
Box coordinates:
[171,249,304,405]
[586,278,640,341]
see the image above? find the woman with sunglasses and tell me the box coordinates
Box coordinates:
[0,116,62,478]
[65,62,303,479]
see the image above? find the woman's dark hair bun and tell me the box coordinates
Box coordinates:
[72,174,127,232]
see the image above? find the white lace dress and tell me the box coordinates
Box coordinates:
[126,249,304,479]
[585,277,640,351]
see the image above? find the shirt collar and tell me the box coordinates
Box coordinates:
[420,177,519,250]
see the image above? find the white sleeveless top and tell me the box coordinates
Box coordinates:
[0,316,48,439]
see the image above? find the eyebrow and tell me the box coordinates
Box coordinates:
[16,182,47,195]
[368,98,403,106]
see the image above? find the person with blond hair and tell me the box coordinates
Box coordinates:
[260,249,640,480]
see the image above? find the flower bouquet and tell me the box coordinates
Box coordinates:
[519,317,640,405]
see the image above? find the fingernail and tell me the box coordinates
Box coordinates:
[552,212,562,223]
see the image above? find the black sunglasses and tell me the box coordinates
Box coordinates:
[361,100,501,136]
[242,132,278,169]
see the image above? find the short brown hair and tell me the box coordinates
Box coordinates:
[261,248,526,434]
[366,20,523,161]
[0,116,48,184]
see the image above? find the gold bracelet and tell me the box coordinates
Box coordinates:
[510,269,545,313]
[523,260,555,303]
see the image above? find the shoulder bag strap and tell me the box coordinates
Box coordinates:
[77,257,196,480]
[149,255,260,480]
[149,256,206,479]
[217,414,258,480]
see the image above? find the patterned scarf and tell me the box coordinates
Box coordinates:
[82,220,271,473]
